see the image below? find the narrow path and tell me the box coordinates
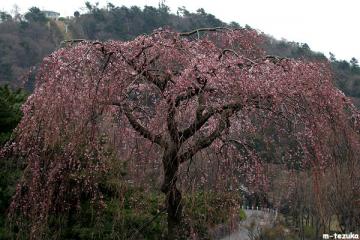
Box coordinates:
[219,209,277,240]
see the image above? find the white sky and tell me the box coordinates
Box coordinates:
[1,0,359,61]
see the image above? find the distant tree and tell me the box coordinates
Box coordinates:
[339,60,351,71]
[245,24,253,30]
[10,4,22,22]
[0,85,27,145]
[24,7,47,23]
[329,52,336,62]
[85,1,100,15]
[5,28,360,239]
[73,11,80,18]
[85,1,93,13]
[106,2,115,11]
[196,8,206,15]
[158,0,170,13]
[350,57,358,66]
[0,11,12,22]
[229,21,241,28]
[350,57,360,73]
[177,6,190,16]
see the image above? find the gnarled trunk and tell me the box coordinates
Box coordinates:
[165,184,183,239]
[161,144,183,239]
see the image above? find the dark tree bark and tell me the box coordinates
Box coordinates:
[161,143,183,239]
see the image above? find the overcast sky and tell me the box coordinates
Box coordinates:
[1,0,359,61]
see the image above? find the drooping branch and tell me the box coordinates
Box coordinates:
[112,102,165,147]
[220,138,255,156]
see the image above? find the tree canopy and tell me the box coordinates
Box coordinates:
[3,27,360,238]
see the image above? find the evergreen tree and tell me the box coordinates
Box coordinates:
[24,7,47,23]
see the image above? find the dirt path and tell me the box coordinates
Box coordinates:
[219,209,277,240]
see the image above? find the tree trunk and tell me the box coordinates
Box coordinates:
[166,185,183,239]
[161,145,183,239]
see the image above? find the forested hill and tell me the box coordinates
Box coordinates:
[0,3,359,104]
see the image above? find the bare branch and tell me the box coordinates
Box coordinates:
[175,88,201,107]
[167,99,179,143]
[60,39,87,47]
[175,86,215,107]
[118,48,169,91]
[178,110,234,163]
[219,49,257,64]
[218,49,287,68]
[179,107,216,142]
[132,44,154,61]
[180,27,235,37]
[101,52,114,73]
[167,86,216,143]
[178,94,275,144]
[220,138,255,155]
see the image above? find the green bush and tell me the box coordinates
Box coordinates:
[303,225,316,239]
[4,186,244,239]
[239,208,247,221]
[183,191,243,239]
[16,187,168,240]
